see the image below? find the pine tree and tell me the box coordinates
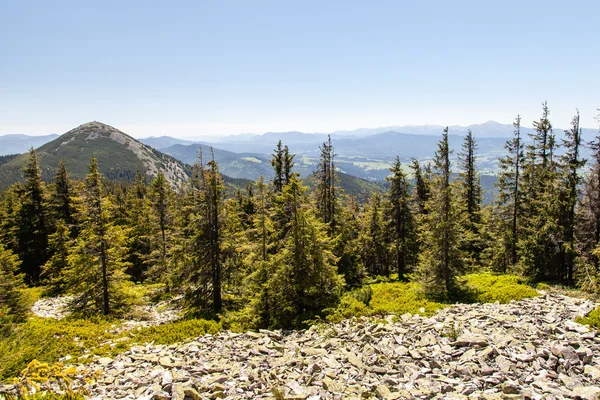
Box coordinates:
[42,220,70,295]
[411,159,430,216]
[17,148,48,284]
[519,103,562,281]
[359,193,387,277]
[145,172,174,289]
[0,244,27,328]
[125,171,153,282]
[271,140,285,193]
[495,116,525,269]
[418,127,463,296]
[49,160,77,230]
[184,149,226,314]
[0,185,21,252]
[261,178,343,328]
[64,158,131,315]
[560,111,586,283]
[383,156,416,279]
[315,135,337,233]
[578,116,600,289]
[458,130,483,268]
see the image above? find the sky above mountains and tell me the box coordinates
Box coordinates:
[1,0,599,137]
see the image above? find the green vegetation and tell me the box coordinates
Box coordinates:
[0,316,221,380]
[577,307,600,330]
[327,273,538,323]
[2,104,600,388]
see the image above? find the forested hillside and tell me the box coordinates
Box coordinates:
[1,104,598,323]
[2,104,600,398]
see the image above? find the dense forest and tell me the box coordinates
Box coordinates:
[1,103,599,331]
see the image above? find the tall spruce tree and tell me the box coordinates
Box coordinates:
[49,160,77,229]
[418,127,463,296]
[359,193,388,277]
[315,135,337,233]
[184,149,226,314]
[411,159,430,216]
[261,177,343,328]
[458,130,483,268]
[42,220,70,295]
[383,156,416,279]
[125,171,153,282]
[146,172,174,289]
[17,148,48,284]
[0,244,27,328]
[560,111,585,283]
[496,116,525,269]
[64,158,131,315]
[519,103,562,281]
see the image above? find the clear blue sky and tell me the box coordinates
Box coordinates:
[1,0,598,137]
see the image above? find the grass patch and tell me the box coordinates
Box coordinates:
[327,273,538,322]
[0,316,220,381]
[576,307,600,330]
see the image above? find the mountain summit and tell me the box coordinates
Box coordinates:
[0,122,189,188]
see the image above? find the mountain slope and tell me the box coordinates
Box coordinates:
[0,122,189,189]
[0,134,60,156]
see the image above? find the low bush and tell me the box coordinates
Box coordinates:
[576,307,600,330]
[0,316,220,381]
[130,319,221,345]
[461,273,538,304]
[325,273,539,322]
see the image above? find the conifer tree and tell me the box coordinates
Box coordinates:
[334,196,365,288]
[125,171,152,282]
[560,111,585,283]
[64,158,131,315]
[0,185,21,252]
[49,160,77,229]
[0,244,27,328]
[578,116,600,288]
[496,116,525,269]
[42,220,70,295]
[359,193,387,277]
[418,127,463,295]
[271,140,285,193]
[411,159,430,216]
[383,156,416,279]
[145,172,174,289]
[315,135,337,232]
[458,130,483,268]
[518,103,564,281]
[261,178,343,328]
[184,149,226,314]
[17,148,48,284]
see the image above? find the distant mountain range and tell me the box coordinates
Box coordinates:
[0,122,383,201]
[1,120,597,190]
[0,134,60,155]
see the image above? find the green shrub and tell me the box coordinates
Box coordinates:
[130,319,221,345]
[369,282,446,316]
[576,307,600,330]
[0,316,221,380]
[461,273,538,304]
[325,293,372,323]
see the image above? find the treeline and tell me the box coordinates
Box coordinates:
[1,103,599,329]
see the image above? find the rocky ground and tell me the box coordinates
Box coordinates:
[4,292,600,399]
[30,294,183,331]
